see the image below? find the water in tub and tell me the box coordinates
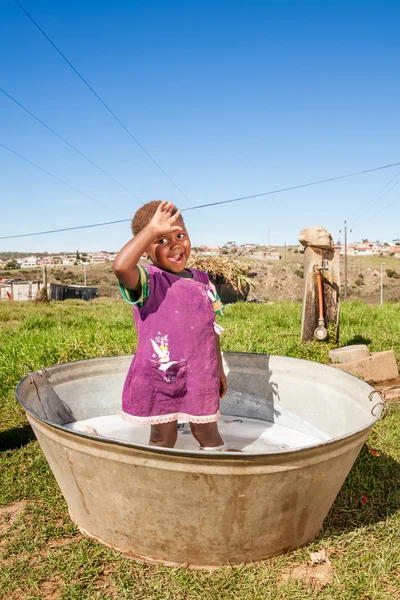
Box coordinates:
[65,409,329,452]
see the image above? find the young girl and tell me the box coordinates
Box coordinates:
[113,200,227,450]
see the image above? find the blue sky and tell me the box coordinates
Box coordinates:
[1,0,400,252]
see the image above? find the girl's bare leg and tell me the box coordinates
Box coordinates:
[149,421,178,448]
[190,422,224,448]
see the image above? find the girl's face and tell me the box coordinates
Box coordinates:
[147,217,191,273]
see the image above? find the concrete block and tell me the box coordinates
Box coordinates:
[375,381,400,404]
[329,345,370,364]
[332,350,399,384]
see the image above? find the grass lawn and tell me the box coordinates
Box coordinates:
[1,299,400,599]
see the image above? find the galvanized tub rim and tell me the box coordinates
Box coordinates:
[15,352,382,458]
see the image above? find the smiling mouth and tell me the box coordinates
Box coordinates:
[168,253,185,265]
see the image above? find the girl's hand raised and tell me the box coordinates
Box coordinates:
[149,201,182,238]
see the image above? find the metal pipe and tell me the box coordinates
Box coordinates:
[316,271,324,322]
[313,264,329,340]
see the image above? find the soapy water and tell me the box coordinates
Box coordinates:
[64,414,329,452]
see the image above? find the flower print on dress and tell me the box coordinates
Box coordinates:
[150,334,179,372]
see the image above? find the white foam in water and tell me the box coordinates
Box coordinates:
[64,414,328,452]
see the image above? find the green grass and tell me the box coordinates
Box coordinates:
[1,299,400,599]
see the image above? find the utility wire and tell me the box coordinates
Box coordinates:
[0,219,131,240]
[369,191,400,220]
[354,177,400,224]
[0,87,141,200]
[14,0,190,203]
[2,159,400,240]
[182,160,400,212]
[0,142,118,214]
[351,169,400,224]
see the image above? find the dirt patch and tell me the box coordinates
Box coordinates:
[239,251,400,304]
[9,576,64,599]
[94,566,120,599]
[46,536,80,549]
[39,575,64,600]
[280,550,334,589]
[26,535,82,567]
[280,563,334,589]
[383,570,400,599]
[0,501,26,536]
[249,260,304,302]
[95,576,120,599]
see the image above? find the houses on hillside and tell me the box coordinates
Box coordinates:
[3,239,400,270]
[0,251,119,269]
[335,240,400,256]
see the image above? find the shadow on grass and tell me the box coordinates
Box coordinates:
[0,424,35,452]
[323,446,400,534]
[344,335,372,346]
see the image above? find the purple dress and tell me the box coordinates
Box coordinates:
[121,265,220,425]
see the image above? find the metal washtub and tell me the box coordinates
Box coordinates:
[16,353,385,568]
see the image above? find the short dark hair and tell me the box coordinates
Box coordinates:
[131,200,181,236]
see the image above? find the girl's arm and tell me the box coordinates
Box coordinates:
[113,202,182,290]
[215,333,227,398]
[113,224,158,290]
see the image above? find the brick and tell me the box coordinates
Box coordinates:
[329,345,370,364]
[332,350,398,384]
[375,383,400,404]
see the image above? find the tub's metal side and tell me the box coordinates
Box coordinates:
[27,412,371,568]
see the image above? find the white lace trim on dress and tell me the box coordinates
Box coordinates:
[121,410,221,426]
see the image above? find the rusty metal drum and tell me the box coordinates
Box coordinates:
[16,353,384,568]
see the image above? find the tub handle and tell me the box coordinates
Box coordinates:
[22,362,34,383]
[369,390,388,418]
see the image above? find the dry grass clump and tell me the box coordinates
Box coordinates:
[188,255,255,293]
[35,287,49,303]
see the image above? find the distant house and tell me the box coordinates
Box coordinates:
[0,280,43,301]
[198,246,221,256]
[341,241,389,256]
[50,283,98,301]
[20,256,38,268]
[91,252,110,263]
[267,252,281,261]
[355,245,374,255]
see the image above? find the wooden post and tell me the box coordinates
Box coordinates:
[36,265,49,303]
[299,226,340,342]
[42,264,47,288]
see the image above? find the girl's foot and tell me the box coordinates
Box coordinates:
[199,443,243,452]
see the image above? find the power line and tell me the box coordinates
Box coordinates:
[0,218,131,240]
[0,142,118,214]
[0,87,141,200]
[182,160,400,212]
[369,191,400,220]
[2,159,400,240]
[351,169,400,225]
[14,0,190,203]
